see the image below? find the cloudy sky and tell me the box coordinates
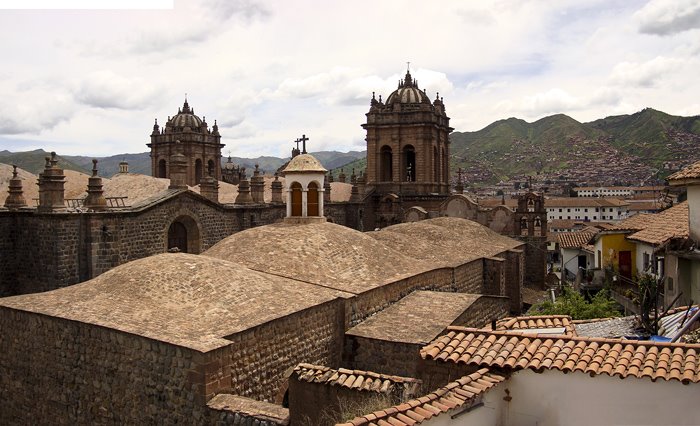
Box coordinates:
[0,0,699,158]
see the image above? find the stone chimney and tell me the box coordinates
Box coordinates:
[38,152,66,212]
[271,173,283,204]
[250,164,265,203]
[323,172,331,203]
[119,160,129,174]
[4,164,27,209]
[83,159,107,211]
[235,178,254,204]
[168,143,188,190]
[199,175,219,203]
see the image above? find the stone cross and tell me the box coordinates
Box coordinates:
[299,134,309,154]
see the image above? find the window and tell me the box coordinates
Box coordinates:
[643,253,650,271]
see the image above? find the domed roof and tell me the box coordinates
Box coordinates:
[168,98,203,129]
[282,153,327,174]
[385,70,431,105]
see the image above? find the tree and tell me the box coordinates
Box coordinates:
[531,287,620,320]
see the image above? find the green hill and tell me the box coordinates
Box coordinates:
[0,149,90,174]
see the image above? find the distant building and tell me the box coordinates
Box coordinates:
[546,197,630,221]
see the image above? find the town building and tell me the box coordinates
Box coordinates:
[546,197,630,221]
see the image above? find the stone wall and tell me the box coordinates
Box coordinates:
[450,295,510,329]
[0,307,210,424]
[223,299,345,404]
[482,257,505,296]
[520,235,548,288]
[453,260,483,293]
[497,248,525,314]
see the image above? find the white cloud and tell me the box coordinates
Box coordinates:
[634,0,700,35]
[609,56,686,88]
[73,70,165,110]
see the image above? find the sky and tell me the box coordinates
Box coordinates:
[0,0,699,158]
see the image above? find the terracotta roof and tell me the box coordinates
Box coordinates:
[545,197,629,208]
[345,291,484,344]
[626,202,688,245]
[668,161,700,183]
[0,253,341,352]
[557,231,595,249]
[337,368,506,426]
[495,315,576,336]
[292,363,421,395]
[421,327,700,384]
[605,213,656,231]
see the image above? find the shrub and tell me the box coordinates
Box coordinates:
[531,287,620,320]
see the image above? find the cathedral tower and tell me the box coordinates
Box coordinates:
[148,98,224,186]
[362,68,452,196]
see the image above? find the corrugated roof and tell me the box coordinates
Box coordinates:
[337,368,506,426]
[421,326,700,384]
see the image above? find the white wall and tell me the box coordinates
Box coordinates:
[688,185,700,242]
[436,369,700,426]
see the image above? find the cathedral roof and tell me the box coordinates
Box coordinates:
[385,70,431,105]
[282,153,327,174]
[203,221,431,295]
[0,253,340,352]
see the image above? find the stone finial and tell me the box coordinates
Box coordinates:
[250,163,265,203]
[271,173,283,204]
[351,168,357,185]
[324,172,331,203]
[357,171,366,197]
[199,175,219,203]
[84,159,107,211]
[4,164,27,209]
[338,168,346,183]
[349,181,360,203]
[38,151,66,212]
[235,178,254,204]
[455,167,464,194]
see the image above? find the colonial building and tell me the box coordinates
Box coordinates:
[148,98,224,186]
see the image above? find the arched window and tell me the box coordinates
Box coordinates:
[380,146,393,182]
[403,145,416,182]
[290,182,302,216]
[433,146,439,182]
[527,198,535,212]
[520,217,528,236]
[167,221,188,252]
[534,216,542,236]
[158,159,167,178]
[207,159,215,176]
[195,159,203,185]
[308,182,319,216]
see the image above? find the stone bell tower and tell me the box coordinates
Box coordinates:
[148,97,224,186]
[363,67,452,197]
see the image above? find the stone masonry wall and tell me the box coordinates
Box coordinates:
[0,215,17,296]
[453,260,483,293]
[497,248,525,314]
[221,299,346,404]
[345,338,422,379]
[0,307,211,424]
[450,295,510,329]
[482,257,505,296]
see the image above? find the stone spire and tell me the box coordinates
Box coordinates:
[338,168,346,183]
[235,178,254,204]
[455,167,464,194]
[323,172,331,203]
[4,164,26,209]
[83,159,107,211]
[271,173,283,204]
[357,171,366,197]
[168,142,188,190]
[199,175,219,203]
[38,152,66,212]
[250,164,265,203]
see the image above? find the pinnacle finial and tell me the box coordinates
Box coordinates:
[12,164,18,178]
[92,159,98,177]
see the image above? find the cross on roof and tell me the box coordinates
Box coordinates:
[300,134,309,154]
[294,138,300,150]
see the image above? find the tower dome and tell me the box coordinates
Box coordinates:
[168,98,204,131]
[385,70,431,105]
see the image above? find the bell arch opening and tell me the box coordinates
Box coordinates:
[380,145,393,182]
[403,145,416,182]
[158,159,167,178]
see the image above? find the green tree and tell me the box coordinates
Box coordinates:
[531,287,620,320]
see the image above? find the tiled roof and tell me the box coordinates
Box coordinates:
[557,231,595,249]
[337,368,506,426]
[292,363,421,395]
[626,202,688,245]
[421,327,700,384]
[207,394,289,425]
[345,291,482,344]
[572,316,638,339]
[495,315,576,336]
[668,161,700,182]
[545,197,629,208]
